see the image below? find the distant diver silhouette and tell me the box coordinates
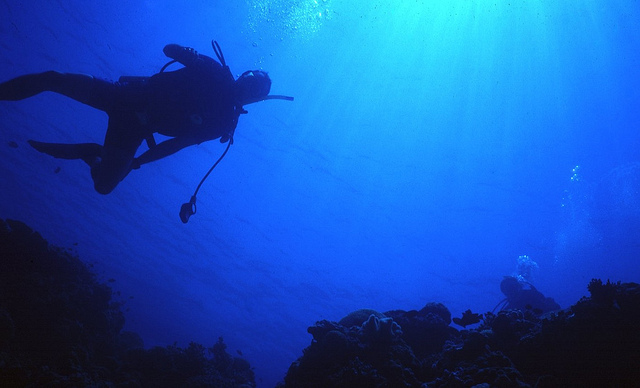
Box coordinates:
[0,40,293,223]
[493,276,560,314]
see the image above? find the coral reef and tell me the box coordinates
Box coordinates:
[0,219,255,387]
[385,302,457,359]
[452,309,483,328]
[359,314,403,344]
[282,281,640,387]
[284,318,422,387]
[337,308,385,328]
[3,218,640,387]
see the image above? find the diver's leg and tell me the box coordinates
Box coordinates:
[90,114,144,194]
[28,140,103,166]
[0,72,50,100]
[0,71,116,111]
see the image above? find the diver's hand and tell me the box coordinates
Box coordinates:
[163,44,199,65]
[163,44,185,58]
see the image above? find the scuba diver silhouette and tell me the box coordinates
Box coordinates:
[0,41,292,222]
[494,276,561,314]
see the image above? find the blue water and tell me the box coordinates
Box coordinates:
[1,1,639,386]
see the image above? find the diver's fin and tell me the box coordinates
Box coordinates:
[28,140,102,166]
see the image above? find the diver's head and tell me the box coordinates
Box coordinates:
[500,276,523,297]
[236,70,271,105]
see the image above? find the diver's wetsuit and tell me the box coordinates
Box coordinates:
[0,44,240,194]
[499,277,561,314]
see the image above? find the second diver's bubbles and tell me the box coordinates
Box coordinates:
[515,254,538,284]
[555,164,600,263]
[570,165,581,182]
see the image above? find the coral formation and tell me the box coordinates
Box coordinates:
[337,308,385,328]
[359,314,403,344]
[0,219,255,387]
[452,309,483,328]
[385,302,457,359]
[3,218,640,387]
[282,280,640,387]
[284,317,421,387]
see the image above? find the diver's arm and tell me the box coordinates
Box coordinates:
[133,136,200,168]
[163,44,202,67]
